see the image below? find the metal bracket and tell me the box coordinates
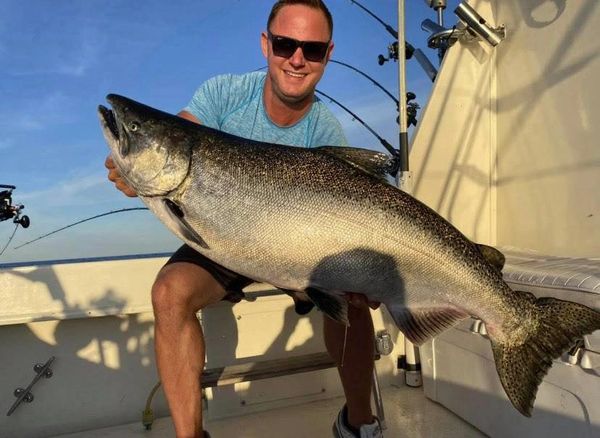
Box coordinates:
[6,356,55,416]
[565,339,585,365]
[375,330,394,356]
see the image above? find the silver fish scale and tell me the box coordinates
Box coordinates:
[102,95,600,417]
[165,139,519,325]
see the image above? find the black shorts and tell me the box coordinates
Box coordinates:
[164,244,316,315]
[165,244,254,303]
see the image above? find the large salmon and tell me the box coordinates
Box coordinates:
[99,94,600,416]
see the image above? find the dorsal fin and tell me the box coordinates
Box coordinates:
[315,146,398,182]
[476,243,505,271]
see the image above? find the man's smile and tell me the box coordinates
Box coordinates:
[284,70,308,78]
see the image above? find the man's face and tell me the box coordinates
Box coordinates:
[261,4,333,106]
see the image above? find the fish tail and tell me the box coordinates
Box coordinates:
[491,293,600,417]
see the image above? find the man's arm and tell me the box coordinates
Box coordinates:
[177,110,201,124]
[105,110,202,197]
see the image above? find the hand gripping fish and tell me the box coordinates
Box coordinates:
[98,94,600,417]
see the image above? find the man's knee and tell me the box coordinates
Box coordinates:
[151,263,225,315]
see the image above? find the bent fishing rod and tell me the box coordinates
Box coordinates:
[348,0,437,81]
[13,207,148,250]
[349,0,399,39]
[349,0,410,173]
[330,60,398,107]
[14,86,402,251]
[329,60,419,127]
[254,65,399,154]
[315,89,397,161]
[348,0,417,61]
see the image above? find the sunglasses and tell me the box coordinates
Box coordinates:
[267,31,330,62]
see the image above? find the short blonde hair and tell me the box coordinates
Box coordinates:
[267,0,333,39]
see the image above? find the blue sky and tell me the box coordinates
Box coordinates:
[0,0,460,263]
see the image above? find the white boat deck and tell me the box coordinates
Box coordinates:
[53,385,485,438]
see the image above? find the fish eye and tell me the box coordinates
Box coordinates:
[129,122,140,132]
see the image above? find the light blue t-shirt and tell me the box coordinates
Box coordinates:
[184,71,348,148]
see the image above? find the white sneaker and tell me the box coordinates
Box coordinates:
[332,405,383,438]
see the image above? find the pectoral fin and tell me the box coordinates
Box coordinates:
[305,287,349,326]
[164,199,210,249]
[278,289,316,315]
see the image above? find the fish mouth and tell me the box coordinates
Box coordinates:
[98,105,120,141]
[98,103,130,157]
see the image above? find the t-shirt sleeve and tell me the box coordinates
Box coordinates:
[183,76,224,128]
[183,73,261,130]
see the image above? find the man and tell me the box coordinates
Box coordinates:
[106,1,382,437]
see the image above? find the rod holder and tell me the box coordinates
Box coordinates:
[455,2,505,47]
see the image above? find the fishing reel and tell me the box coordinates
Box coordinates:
[395,92,420,127]
[378,41,415,66]
[0,185,30,228]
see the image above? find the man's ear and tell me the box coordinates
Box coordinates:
[261,31,269,59]
[325,41,334,65]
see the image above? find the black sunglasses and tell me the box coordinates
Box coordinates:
[267,31,330,62]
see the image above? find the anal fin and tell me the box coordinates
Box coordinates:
[387,306,468,345]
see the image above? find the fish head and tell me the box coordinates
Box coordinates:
[98,94,192,197]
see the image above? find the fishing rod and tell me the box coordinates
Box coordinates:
[349,0,437,81]
[14,207,148,250]
[349,0,399,39]
[349,0,410,172]
[315,89,397,159]
[348,0,416,62]
[253,65,404,144]
[347,0,436,175]
[330,60,398,106]
[329,60,419,127]
[0,225,19,257]
[255,62,397,105]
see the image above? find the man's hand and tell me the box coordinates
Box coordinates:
[105,155,137,197]
[345,292,380,310]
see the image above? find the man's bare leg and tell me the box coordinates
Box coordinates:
[152,262,226,438]
[323,300,375,429]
